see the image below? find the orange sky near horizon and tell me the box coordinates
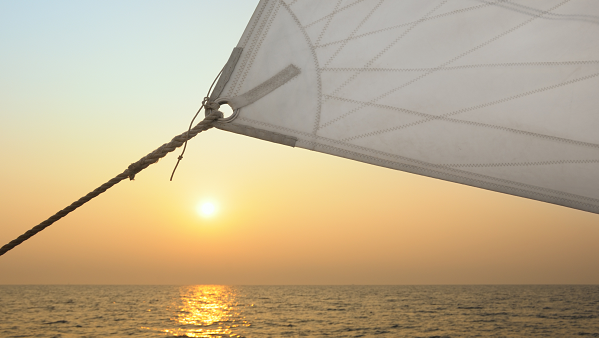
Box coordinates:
[1,0,598,285]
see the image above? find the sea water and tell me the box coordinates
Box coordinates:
[1,285,598,337]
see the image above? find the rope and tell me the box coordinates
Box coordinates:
[170,68,224,181]
[0,110,222,257]
[170,97,219,181]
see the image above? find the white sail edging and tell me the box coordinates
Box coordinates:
[213,0,599,214]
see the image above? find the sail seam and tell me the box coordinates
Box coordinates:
[324,94,599,150]
[320,60,599,72]
[238,2,282,96]
[443,159,599,168]
[280,0,322,137]
[230,1,280,97]
[229,1,271,94]
[314,0,344,47]
[237,1,269,50]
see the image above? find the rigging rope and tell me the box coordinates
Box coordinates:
[0,109,222,257]
[170,67,224,181]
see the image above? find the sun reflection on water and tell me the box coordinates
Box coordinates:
[164,285,249,337]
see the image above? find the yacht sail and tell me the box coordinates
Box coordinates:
[211,0,599,214]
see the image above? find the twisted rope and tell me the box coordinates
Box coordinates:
[0,110,222,257]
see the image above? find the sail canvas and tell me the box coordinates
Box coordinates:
[211,0,599,214]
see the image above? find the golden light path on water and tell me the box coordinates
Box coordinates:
[164,286,250,337]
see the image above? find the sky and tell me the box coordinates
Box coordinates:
[0,0,598,285]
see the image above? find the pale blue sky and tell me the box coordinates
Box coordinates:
[0,0,255,130]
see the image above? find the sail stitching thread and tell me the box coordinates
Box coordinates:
[314,0,344,47]
[228,2,270,95]
[318,0,573,130]
[235,2,281,96]
[280,1,323,137]
[237,1,268,51]
[443,159,599,168]
[320,60,599,72]
[325,94,599,150]
[230,1,280,97]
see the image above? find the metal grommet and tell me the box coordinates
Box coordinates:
[215,98,239,122]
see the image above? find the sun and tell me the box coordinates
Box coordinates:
[197,202,217,217]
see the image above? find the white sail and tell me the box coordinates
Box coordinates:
[212,0,599,214]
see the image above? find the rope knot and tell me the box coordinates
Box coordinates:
[204,100,221,112]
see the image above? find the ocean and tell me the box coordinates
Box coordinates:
[1,285,598,337]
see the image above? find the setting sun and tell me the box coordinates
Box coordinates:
[198,202,216,217]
